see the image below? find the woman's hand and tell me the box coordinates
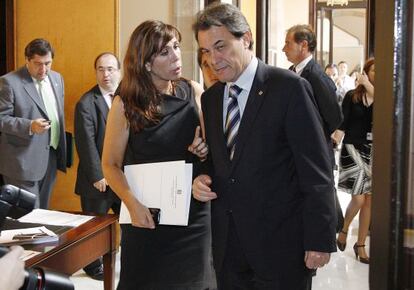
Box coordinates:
[188,126,208,160]
[331,129,345,147]
[127,198,156,229]
[356,72,370,87]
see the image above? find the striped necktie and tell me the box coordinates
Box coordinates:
[38,80,60,149]
[224,84,243,160]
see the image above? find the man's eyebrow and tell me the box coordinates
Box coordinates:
[213,40,224,46]
[200,40,225,51]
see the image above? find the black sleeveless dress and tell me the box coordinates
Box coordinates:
[117,80,214,290]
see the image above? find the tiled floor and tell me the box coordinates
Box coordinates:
[71,190,369,290]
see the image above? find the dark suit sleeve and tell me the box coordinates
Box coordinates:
[74,98,103,183]
[198,91,214,176]
[285,78,337,252]
[338,90,353,131]
[308,73,343,134]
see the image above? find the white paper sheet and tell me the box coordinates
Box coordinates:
[121,160,193,226]
[21,250,41,261]
[18,209,94,227]
[0,226,58,245]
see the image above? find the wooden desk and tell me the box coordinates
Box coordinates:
[24,214,118,290]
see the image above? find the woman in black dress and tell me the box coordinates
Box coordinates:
[102,20,214,289]
[333,58,375,264]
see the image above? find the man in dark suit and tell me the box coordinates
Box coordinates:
[0,38,66,209]
[282,24,342,143]
[283,24,344,287]
[192,3,337,289]
[74,52,121,280]
[283,25,344,234]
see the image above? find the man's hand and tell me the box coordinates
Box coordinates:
[192,174,217,202]
[93,178,108,192]
[304,251,330,269]
[0,246,25,290]
[30,118,51,134]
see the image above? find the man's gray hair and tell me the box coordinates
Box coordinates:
[193,3,254,50]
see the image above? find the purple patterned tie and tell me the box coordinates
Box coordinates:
[224,84,243,160]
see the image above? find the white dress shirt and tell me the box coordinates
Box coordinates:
[222,57,259,129]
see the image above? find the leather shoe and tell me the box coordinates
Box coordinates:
[84,264,104,281]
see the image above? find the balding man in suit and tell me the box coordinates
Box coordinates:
[74,52,121,280]
[0,38,66,208]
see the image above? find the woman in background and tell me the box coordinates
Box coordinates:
[102,20,214,289]
[333,58,375,265]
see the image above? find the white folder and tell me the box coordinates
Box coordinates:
[120,160,193,226]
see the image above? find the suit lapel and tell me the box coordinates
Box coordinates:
[230,61,268,169]
[21,68,48,116]
[93,86,109,122]
[47,72,64,122]
[300,59,313,79]
[208,83,232,170]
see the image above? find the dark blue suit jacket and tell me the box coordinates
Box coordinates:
[295,58,343,136]
[201,60,337,281]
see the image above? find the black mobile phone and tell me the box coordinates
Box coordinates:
[149,208,160,225]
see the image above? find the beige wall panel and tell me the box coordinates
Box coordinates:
[240,0,257,53]
[278,0,309,68]
[15,0,118,211]
[120,0,173,63]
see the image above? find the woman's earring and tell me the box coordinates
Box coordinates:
[146,64,151,72]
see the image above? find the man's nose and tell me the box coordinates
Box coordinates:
[39,64,47,73]
[209,51,219,67]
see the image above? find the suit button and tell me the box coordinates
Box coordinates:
[229,178,236,184]
[226,209,233,215]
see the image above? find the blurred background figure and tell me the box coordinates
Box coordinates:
[336,60,356,102]
[333,58,375,265]
[197,50,219,89]
[325,63,342,104]
[325,63,339,82]
[74,52,122,280]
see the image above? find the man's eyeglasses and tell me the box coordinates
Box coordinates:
[96,66,118,74]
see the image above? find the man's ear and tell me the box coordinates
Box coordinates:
[301,40,309,52]
[241,31,253,49]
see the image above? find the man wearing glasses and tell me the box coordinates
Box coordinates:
[74,52,121,280]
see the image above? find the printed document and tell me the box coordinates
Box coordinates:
[120,160,193,226]
[0,226,58,245]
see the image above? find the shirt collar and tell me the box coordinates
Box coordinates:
[98,86,114,98]
[32,75,50,85]
[295,55,313,75]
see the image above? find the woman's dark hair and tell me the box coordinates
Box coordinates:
[120,20,181,132]
[352,58,375,103]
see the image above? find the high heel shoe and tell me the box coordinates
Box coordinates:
[336,230,347,251]
[353,243,370,264]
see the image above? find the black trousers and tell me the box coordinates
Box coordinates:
[217,216,312,290]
